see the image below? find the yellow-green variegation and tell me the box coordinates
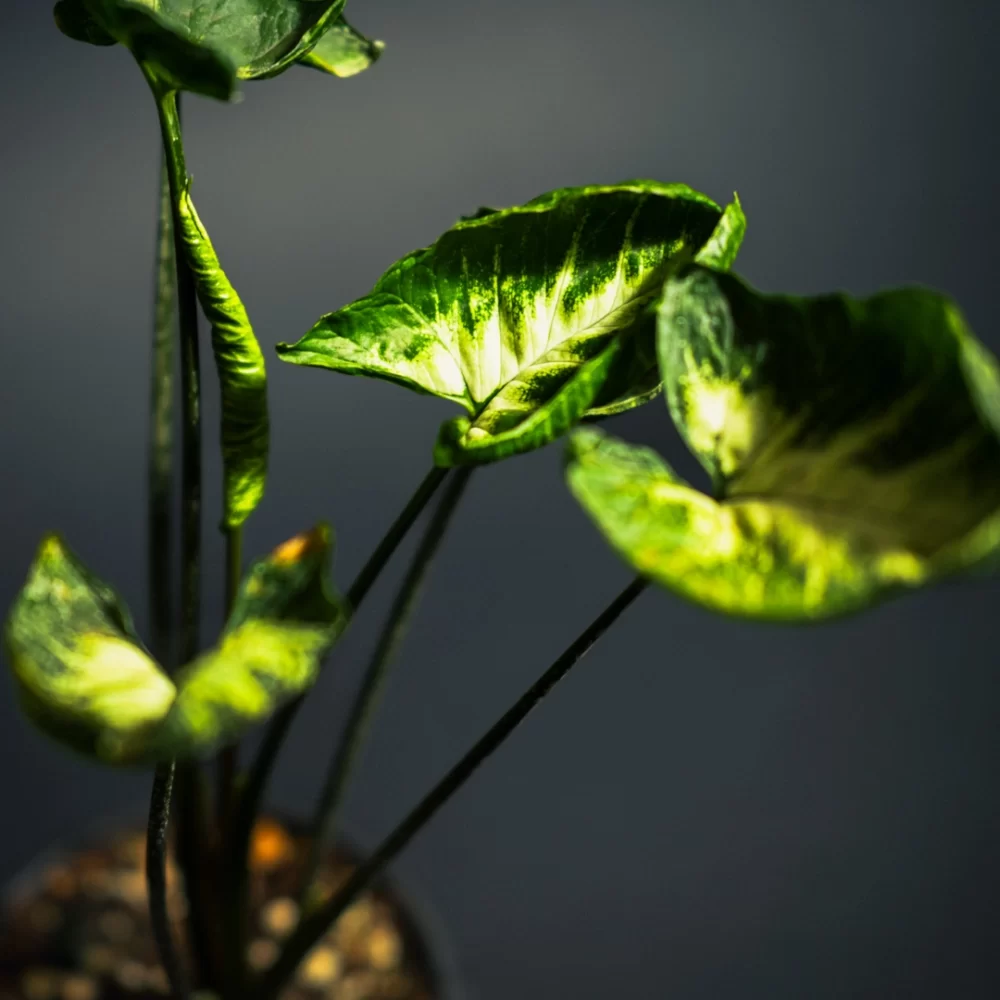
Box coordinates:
[278,182,746,465]
[567,269,1000,621]
[4,529,348,764]
[173,183,269,528]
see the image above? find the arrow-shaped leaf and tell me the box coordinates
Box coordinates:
[278,182,745,466]
[567,270,1000,620]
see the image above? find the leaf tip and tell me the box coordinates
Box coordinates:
[271,524,332,566]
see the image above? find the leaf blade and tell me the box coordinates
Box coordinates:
[299,15,385,78]
[567,273,1000,621]
[111,526,349,763]
[174,185,269,529]
[3,537,176,757]
[279,181,733,464]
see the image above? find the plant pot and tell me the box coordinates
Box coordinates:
[0,815,462,1000]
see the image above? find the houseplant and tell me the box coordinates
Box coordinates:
[1,1,1000,1000]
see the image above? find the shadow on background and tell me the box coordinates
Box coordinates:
[1,1,999,997]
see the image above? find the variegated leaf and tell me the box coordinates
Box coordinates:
[3,536,175,758]
[300,15,384,78]
[4,529,347,764]
[567,271,1000,620]
[174,183,269,529]
[109,525,348,763]
[278,182,745,465]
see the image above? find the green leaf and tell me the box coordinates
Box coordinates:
[54,0,116,46]
[4,529,347,764]
[567,271,1000,620]
[3,536,176,759]
[110,525,349,763]
[82,0,346,96]
[175,184,269,528]
[278,182,740,465]
[300,15,384,78]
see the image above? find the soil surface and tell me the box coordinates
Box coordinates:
[0,818,437,1000]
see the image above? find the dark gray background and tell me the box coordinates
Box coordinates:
[2,1,999,997]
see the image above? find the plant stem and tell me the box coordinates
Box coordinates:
[224,466,450,992]
[347,467,450,609]
[217,526,243,822]
[149,83,220,992]
[256,576,648,999]
[148,157,175,666]
[233,466,450,858]
[299,468,474,907]
[146,763,190,1000]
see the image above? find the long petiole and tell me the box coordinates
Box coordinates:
[217,525,243,825]
[146,763,190,1000]
[225,465,451,989]
[147,82,221,991]
[298,467,474,907]
[148,156,176,667]
[255,576,648,999]
[241,464,449,817]
[145,158,186,1000]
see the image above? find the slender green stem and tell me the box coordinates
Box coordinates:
[217,526,243,821]
[299,468,474,907]
[232,466,450,863]
[148,157,176,666]
[224,465,450,990]
[146,763,189,1000]
[149,83,220,993]
[256,576,648,999]
[347,467,450,609]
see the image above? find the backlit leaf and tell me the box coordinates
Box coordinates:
[278,182,742,465]
[4,529,347,765]
[567,271,1000,620]
[110,525,348,763]
[300,15,384,78]
[3,536,176,759]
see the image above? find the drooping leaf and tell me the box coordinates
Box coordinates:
[4,529,347,765]
[278,182,744,465]
[567,271,1000,621]
[174,183,269,528]
[78,0,346,97]
[3,536,176,758]
[109,525,349,763]
[54,0,116,46]
[300,15,384,78]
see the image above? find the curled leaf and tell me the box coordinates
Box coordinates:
[54,0,116,46]
[4,529,348,764]
[567,271,1000,620]
[111,526,349,763]
[77,0,347,97]
[174,184,269,529]
[3,536,175,758]
[300,15,384,78]
[279,182,741,465]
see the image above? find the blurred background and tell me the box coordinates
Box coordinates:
[2,0,1000,996]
